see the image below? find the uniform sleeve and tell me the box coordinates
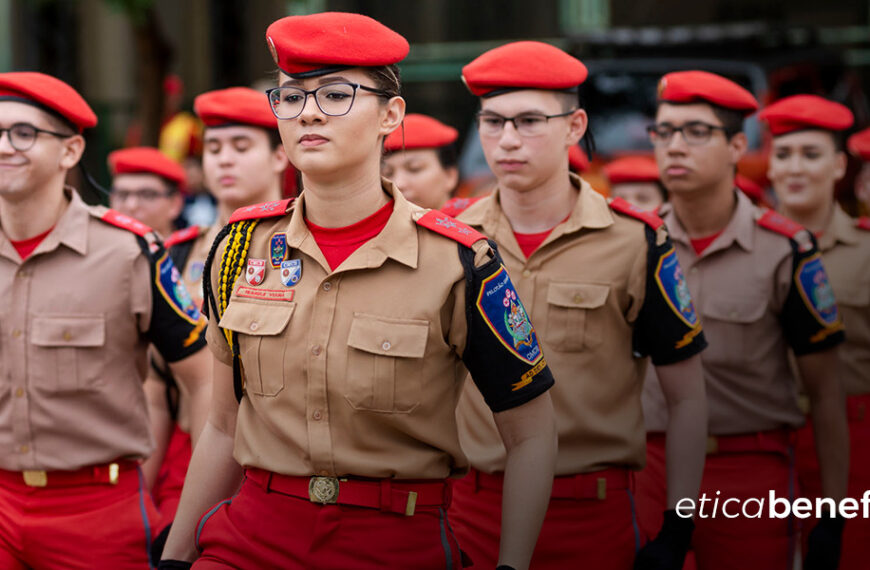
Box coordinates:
[203,234,235,365]
[458,240,554,413]
[138,237,207,362]
[633,226,708,366]
[780,237,845,355]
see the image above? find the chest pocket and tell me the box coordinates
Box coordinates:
[545,282,610,352]
[701,295,768,360]
[30,315,106,392]
[219,299,295,397]
[345,313,429,413]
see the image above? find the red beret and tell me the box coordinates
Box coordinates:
[265,12,409,77]
[462,41,588,97]
[384,113,458,152]
[759,95,854,136]
[568,145,589,172]
[108,147,186,188]
[194,87,277,129]
[604,156,660,184]
[658,71,758,116]
[0,71,97,132]
[848,127,870,162]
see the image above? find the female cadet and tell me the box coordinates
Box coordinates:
[381,112,460,210]
[762,94,870,569]
[159,12,556,570]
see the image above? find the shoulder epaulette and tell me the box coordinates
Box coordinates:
[228,198,295,224]
[164,225,202,248]
[99,209,154,238]
[756,209,814,252]
[856,217,870,231]
[440,196,483,217]
[607,197,664,229]
[415,210,485,247]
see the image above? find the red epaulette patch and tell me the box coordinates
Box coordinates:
[228,198,294,224]
[164,225,202,248]
[100,209,153,238]
[756,210,804,238]
[439,196,483,217]
[856,217,870,231]
[608,197,664,229]
[415,210,485,248]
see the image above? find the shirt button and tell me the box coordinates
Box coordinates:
[322,282,332,292]
[522,269,532,278]
[689,267,698,274]
[15,388,24,398]
[12,330,21,338]
[311,345,322,356]
[19,445,28,454]
[381,341,391,351]
[573,294,584,304]
[729,311,738,319]
[249,322,259,331]
[312,410,323,421]
[62,331,72,341]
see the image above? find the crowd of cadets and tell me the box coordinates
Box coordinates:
[0,9,868,570]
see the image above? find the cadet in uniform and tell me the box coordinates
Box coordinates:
[449,42,709,570]
[637,72,848,570]
[381,112,460,210]
[159,12,557,570]
[108,147,187,239]
[148,86,289,537]
[0,72,210,569]
[604,155,666,211]
[761,94,870,569]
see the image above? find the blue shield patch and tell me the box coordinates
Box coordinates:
[655,248,698,327]
[188,261,205,283]
[270,233,287,268]
[476,266,542,365]
[280,259,302,287]
[156,252,201,324]
[795,254,840,327]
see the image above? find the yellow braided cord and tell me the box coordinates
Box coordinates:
[219,220,259,349]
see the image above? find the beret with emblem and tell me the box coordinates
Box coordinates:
[657,70,758,116]
[759,94,854,136]
[568,145,589,173]
[265,12,409,78]
[848,127,870,162]
[604,156,660,184]
[194,87,277,129]
[0,71,97,132]
[384,113,458,152]
[462,41,588,97]
[108,147,187,188]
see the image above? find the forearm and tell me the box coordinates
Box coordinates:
[185,381,211,448]
[142,377,173,490]
[664,398,707,508]
[161,421,243,562]
[810,396,849,501]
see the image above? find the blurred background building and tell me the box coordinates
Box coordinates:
[2,0,869,206]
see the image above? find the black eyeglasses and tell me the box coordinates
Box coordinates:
[476,110,577,137]
[266,82,391,120]
[0,123,74,152]
[647,122,730,146]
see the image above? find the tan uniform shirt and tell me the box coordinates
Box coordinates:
[455,176,706,475]
[206,183,552,479]
[0,190,206,471]
[817,206,870,395]
[643,191,844,435]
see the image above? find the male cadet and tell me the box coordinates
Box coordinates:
[605,155,667,212]
[108,147,187,239]
[146,86,288,537]
[0,71,210,569]
[637,71,848,570]
[450,42,709,569]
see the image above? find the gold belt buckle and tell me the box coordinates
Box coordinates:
[108,463,120,485]
[23,470,47,487]
[308,476,340,504]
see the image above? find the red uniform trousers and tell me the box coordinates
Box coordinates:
[152,424,192,530]
[193,468,463,569]
[635,432,797,570]
[449,467,641,569]
[0,462,158,570]
[795,393,870,570]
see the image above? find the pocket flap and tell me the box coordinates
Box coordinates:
[701,296,767,323]
[219,299,295,335]
[31,315,105,347]
[547,282,610,309]
[347,313,429,358]
[833,283,870,308]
